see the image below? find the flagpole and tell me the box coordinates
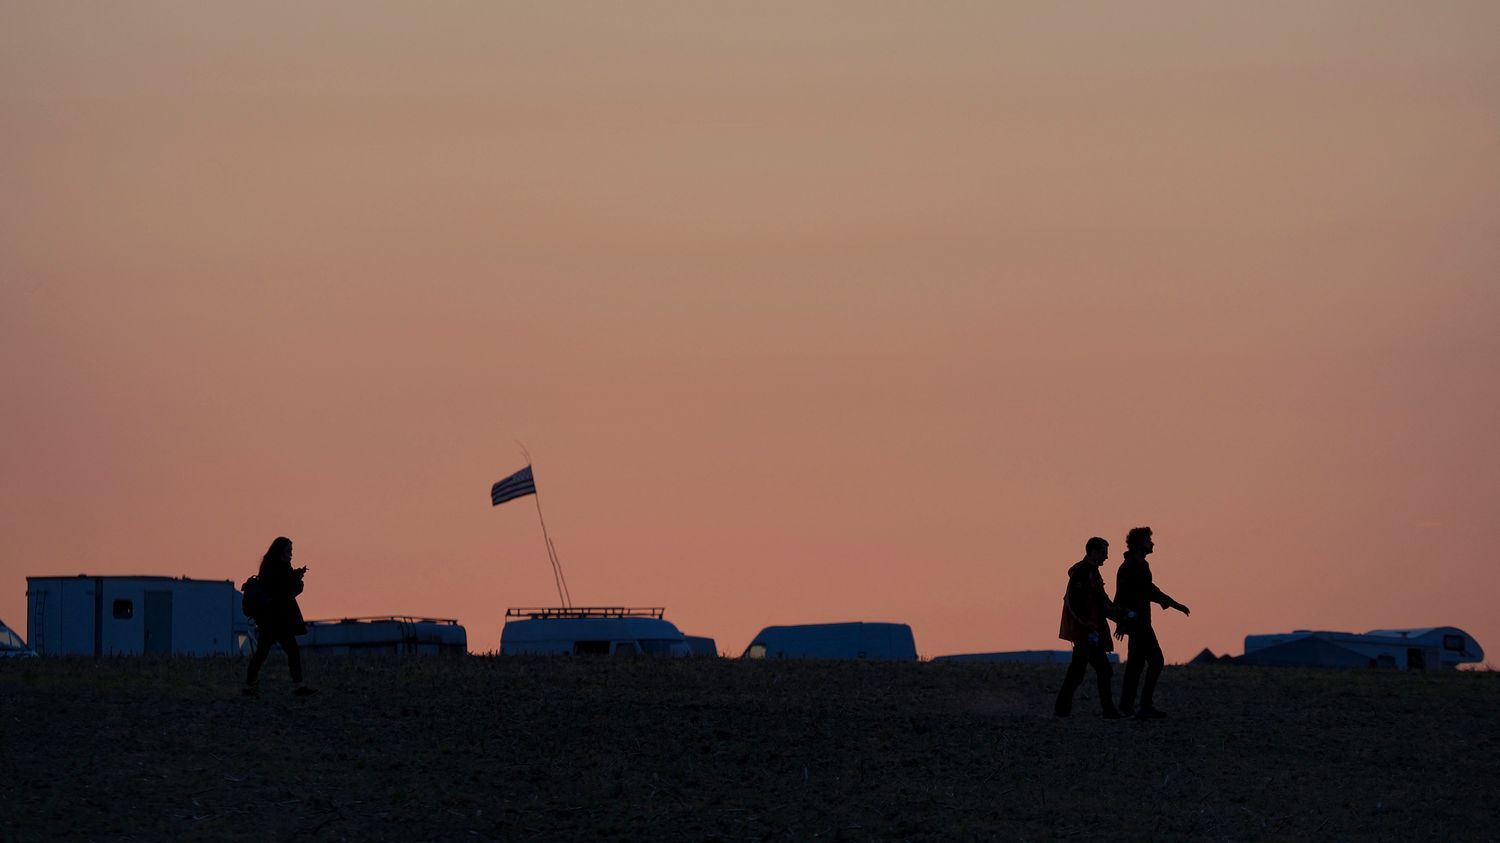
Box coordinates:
[532,487,572,608]
[513,445,572,609]
[548,534,573,608]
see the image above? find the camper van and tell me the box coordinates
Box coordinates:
[1,618,36,657]
[742,622,917,661]
[26,575,252,656]
[933,650,1119,665]
[500,607,696,656]
[1240,626,1484,670]
[300,616,467,656]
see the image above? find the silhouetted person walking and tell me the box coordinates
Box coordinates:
[1114,526,1189,718]
[243,536,316,697]
[1055,537,1134,718]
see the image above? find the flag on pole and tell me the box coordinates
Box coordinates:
[490,465,537,506]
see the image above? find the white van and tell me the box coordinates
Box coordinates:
[742,622,917,661]
[500,607,694,656]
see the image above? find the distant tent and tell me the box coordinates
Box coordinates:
[1187,648,1235,666]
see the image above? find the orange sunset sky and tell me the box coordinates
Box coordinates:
[2,4,1497,663]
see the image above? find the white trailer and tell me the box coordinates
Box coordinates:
[1240,626,1483,670]
[300,616,467,656]
[500,607,695,656]
[742,622,917,661]
[26,575,252,656]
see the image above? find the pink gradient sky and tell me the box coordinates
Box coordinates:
[2,4,1497,662]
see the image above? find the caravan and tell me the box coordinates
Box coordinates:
[300,616,468,656]
[500,607,697,656]
[26,575,252,656]
[1239,627,1484,670]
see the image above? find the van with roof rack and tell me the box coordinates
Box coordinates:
[300,616,467,656]
[500,607,709,656]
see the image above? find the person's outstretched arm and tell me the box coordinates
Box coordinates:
[1151,583,1189,615]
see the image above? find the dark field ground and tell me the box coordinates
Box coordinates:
[2,656,1497,841]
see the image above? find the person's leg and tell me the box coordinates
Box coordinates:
[1054,645,1089,716]
[245,632,274,690]
[1139,628,1165,712]
[281,633,317,695]
[280,633,303,684]
[1089,646,1119,716]
[1119,633,1144,714]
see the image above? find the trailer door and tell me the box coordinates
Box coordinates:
[61,578,98,655]
[144,591,173,655]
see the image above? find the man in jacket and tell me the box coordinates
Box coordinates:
[1114,526,1190,718]
[1054,536,1134,718]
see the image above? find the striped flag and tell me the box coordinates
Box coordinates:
[490,465,537,506]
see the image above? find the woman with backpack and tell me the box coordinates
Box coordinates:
[243,536,316,696]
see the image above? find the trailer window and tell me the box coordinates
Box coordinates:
[1443,635,1465,652]
[573,640,609,655]
[746,643,767,659]
[613,642,638,656]
[113,599,133,619]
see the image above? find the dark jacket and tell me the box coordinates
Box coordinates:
[256,561,307,637]
[1114,553,1174,633]
[1058,561,1125,650]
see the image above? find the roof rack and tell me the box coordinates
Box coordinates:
[305,616,460,626]
[506,607,664,620]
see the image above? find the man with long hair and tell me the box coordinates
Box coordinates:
[1114,526,1189,718]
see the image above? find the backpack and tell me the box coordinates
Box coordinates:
[241,575,269,621]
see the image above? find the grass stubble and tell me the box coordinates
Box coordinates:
[1,655,1496,840]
